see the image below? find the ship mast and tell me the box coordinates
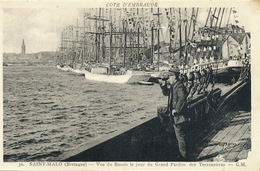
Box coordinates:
[151,8,154,64]
[97,8,101,63]
[101,8,105,60]
[109,8,112,74]
[71,25,74,66]
[76,18,79,66]
[191,8,199,41]
[227,8,233,59]
[205,8,212,27]
[137,8,140,64]
[153,8,162,64]
[83,9,86,66]
[61,31,64,64]
[227,8,232,27]
[178,8,182,65]
[86,9,109,63]
[188,8,195,40]
[218,8,225,29]
[214,8,222,28]
[123,18,127,68]
[184,8,188,67]
[169,8,173,59]
[210,8,217,28]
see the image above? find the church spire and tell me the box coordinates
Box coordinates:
[21,39,26,55]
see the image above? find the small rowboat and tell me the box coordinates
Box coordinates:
[138,81,154,85]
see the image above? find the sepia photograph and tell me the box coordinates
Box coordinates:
[1,0,258,170]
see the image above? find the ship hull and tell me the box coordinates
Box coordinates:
[57,65,69,72]
[68,66,85,76]
[213,66,242,83]
[84,70,151,84]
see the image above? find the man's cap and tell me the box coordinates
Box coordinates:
[159,71,179,79]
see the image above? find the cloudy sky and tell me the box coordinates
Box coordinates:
[3,7,250,53]
[3,8,83,53]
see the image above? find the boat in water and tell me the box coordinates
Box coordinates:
[56,64,69,72]
[85,68,151,84]
[68,65,85,76]
[138,81,154,85]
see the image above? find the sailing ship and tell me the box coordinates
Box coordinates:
[67,20,86,76]
[174,7,249,83]
[57,20,86,74]
[82,8,151,84]
[56,26,71,72]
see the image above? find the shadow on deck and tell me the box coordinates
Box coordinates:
[194,82,251,162]
[195,110,251,162]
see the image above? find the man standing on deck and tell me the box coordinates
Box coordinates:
[158,72,191,161]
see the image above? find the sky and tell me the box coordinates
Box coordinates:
[3,8,83,53]
[2,7,250,54]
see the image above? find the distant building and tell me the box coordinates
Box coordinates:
[21,39,26,55]
[221,33,250,60]
[241,33,251,57]
[222,34,241,60]
[226,24,245,34]
[194,24,249,61]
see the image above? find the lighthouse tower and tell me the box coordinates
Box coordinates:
[21,39,26,55]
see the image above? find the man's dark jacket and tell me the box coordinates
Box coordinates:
[160,80,189,125]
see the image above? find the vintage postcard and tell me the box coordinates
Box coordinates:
[0,0,259,170]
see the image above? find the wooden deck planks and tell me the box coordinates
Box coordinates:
[223,124,250,161]
[197,110,251,162]
[206,124,243,156]
[197,126,234,159]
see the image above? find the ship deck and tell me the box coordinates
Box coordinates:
[195,110,251,162]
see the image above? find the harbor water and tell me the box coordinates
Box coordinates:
[3,65,166,161]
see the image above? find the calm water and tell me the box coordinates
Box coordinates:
[3,65,166,162]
